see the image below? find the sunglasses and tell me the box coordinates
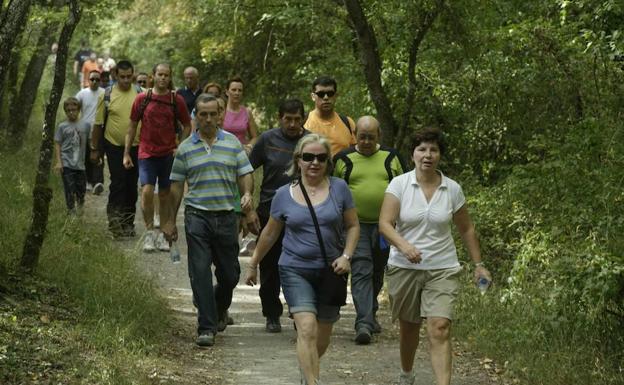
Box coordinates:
[301,152,329,162]
[89,78,100,81]
[314,90,335,98]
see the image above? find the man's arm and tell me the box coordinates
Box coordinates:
[237,172,253,212]
[238,172,260,234]
[122,120,139,169]
[162,180,184,242]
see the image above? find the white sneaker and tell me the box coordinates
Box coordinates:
[143,231,156,252]
[92,182,104,195]
[153,215,160,228]
[156,232,170,252]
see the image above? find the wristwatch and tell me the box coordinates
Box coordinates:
[341,253,352,261]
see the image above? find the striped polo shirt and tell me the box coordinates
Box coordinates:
[170,129,254,211]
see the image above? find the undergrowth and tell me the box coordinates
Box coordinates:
[0,124,171,383]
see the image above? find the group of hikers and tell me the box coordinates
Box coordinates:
[54,56,492,385]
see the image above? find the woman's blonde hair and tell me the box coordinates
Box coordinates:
[286,134,333,178]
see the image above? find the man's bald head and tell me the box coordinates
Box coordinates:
[355,116,381,156]
[356,116,381,134]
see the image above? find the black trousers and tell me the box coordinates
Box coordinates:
[104,139,138,234]
[85,145,104,185]
[61,167,86,211]
[257,202,284,319]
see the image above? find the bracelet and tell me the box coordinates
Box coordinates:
[474,262,485,267]
[341,253,351,261]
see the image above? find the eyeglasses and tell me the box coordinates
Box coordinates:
[314,90,335,98]
[301,152,329,162]
[89,78,100,82]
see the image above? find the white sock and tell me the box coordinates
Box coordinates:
[401,369,413,376]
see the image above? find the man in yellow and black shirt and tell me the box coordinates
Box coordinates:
[333,116,407,345]
[90,60,143,238]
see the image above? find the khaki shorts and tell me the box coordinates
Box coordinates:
[386,265,462,323]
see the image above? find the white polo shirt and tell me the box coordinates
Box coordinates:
[385,170,465,270]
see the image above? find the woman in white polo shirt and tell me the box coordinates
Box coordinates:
[379,127,491,385]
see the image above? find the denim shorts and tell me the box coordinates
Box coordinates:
[138,154,174,189]
[279,265,340,323]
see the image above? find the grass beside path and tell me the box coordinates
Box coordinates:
[0,132,179,384]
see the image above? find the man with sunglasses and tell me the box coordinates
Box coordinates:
[247,98,310,333]
[76,69,105,195]
[136,72,149,88]
[304,76,356,156]
[333,115,408,345]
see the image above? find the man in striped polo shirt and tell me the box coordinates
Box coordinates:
[164,93,256,347]
[334,116,408,345]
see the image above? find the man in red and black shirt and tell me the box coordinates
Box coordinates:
[123,63,191,252]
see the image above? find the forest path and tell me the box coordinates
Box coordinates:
[85,183,494,385]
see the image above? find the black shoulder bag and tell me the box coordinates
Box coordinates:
[298,178,348,307]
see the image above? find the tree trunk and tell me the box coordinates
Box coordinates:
[0,0,33,112]
[397,1,445,151]
[343,0,398,146]
[21,0,81,272]
[8,22,59,150]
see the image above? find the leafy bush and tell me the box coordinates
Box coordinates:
[455,118,624,384]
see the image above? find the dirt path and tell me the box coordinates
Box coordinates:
[86,188,495,385]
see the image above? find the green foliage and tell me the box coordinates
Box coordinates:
[0,121,171,380]
[455,117,624,384]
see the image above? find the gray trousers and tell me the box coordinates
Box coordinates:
[351,222,389,332]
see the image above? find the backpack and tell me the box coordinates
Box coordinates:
[135,88,181,133]
[102,84,143,132]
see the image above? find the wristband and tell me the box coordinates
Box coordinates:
[474,262,485,267]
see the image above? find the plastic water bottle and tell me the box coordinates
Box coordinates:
[170,241,181,264]
[477,276,490,295]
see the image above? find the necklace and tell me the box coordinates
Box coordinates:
[302,178,325,197]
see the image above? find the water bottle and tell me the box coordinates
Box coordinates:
[477,276,490,295]
[170,241,181,264]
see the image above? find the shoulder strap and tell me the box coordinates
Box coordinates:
[136,88,152,122]
[102,85,114,131]
[171,90,179,131]
[338,114,353,135]
[299,178,329,266]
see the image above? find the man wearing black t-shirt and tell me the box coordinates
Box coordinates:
[73,39,93,86]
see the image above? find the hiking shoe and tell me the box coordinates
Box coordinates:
[156,232,170,251]
[217,310,233,332]
[196,332,215,347]
[92,182,104,195]
[153,214,160,228]
[395,372,415,385]
[372,319,382,334]
[266,317,282,333]
[143,231,156,252]
[355,328,372,345]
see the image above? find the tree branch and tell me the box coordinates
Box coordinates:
[343,0,398,146]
